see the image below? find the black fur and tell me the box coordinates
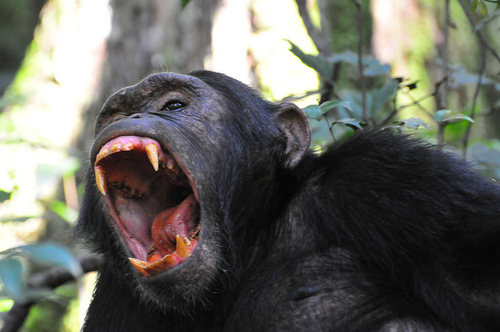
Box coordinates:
[77,70,500,331]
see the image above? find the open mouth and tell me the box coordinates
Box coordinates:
[94,136,200,277]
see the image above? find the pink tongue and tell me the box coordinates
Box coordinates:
[151,194,199,257]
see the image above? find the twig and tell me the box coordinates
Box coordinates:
[378,90,400,128]
[439,0,451,110]
[379,76,448,127]
[294,0,332,56]
[351,0,367,123]
[319,63,341,104]
[438,122,446,146]
[400,90,435,118]
[455,0,491,159]
[321,114,336,144]
[294,0,338,103]
[462,45,487,159]
[456,0,500,65]
[474,8,500,31]
[1,255,102,332]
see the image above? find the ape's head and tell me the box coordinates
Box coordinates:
[79,71,310,311]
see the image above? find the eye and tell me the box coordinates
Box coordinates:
[162,100,185,112]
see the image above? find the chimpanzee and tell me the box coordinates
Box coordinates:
[77,70,500,331]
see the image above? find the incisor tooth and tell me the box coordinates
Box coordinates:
[110,142,122,153]
[95,168,107,196]
[166,159,175,171]
[176,235,189,258]
[123,142,134,151]
[145,143,159,171]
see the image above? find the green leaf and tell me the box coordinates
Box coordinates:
[395,117,429,130]
[333,118,363,131]
[448,64,497,89]
[302,105,323,121]
[319,100,353,115]
[0,190,11,203]
[288,41,333,81]
[362,56,392,77]
[330,52,391,77]
[472,0,480,12]
[181,0,191,8]
[480,1,488,16]
[444,114,475,124]
[474,9,500,31]
[434,110,474,124]
[0,257,25,301]
[434,110,452,122]
[330,51,358,66]
[11,243,82,278]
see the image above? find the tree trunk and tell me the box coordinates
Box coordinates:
[77,0,220,155]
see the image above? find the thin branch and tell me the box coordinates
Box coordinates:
[398,92,435,112]
[462,45,487,159]
[351,0,367,123]
[438,122,446,146]
[456,0,500,65]
[323,114,336,143]
[294,0,339,103]
[455,0,492,159]
[400,79,446,112]
[439,0,451,110]
[379,76,448,127]
[401,90,434,118]
[294,0,332,56]
[474,8,500,31]
[378,88,400,127]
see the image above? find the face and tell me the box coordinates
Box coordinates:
[90,72,239,309]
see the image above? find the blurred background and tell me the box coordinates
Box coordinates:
[0,0,499,330]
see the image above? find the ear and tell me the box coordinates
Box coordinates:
[275,103,311,168]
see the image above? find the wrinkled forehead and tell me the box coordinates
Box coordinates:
[104,72,214,108]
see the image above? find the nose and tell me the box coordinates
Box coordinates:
[128,113,143,119]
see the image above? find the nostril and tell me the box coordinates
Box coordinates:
[128,113,143,119]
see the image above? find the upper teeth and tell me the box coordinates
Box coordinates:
[94,137,185,197]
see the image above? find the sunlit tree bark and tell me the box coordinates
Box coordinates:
[77,0,221,154]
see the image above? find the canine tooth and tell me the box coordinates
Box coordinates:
[129,258,150,277]
[145,143,159,171]
[96,147,109,163]
[95,168,107,196]
[176,235,189,258]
